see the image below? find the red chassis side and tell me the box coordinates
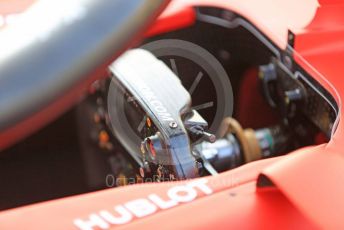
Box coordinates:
[1,0,344,229]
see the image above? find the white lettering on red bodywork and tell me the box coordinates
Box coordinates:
[74,178,213,230]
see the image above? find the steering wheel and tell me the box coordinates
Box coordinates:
[0,0,169,150]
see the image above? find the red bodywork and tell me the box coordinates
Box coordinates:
[1,0,344,229]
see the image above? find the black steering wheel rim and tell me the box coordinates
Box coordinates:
[0,0,169,149]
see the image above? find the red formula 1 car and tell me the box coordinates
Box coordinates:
[0,0,343,229]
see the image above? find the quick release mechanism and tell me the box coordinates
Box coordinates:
[195,117,291,174]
